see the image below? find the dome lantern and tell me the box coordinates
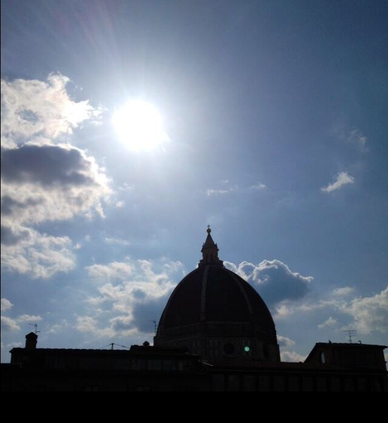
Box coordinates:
[199,225,223,267]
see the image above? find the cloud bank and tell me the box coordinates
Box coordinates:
[273,286,388,337]
[79,258,185,338]
[1,74,110,279]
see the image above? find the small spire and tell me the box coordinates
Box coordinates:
[199,226,223,267]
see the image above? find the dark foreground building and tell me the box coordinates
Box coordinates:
[2,229,387,392]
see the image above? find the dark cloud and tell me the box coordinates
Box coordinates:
[1,195,43,217]
[256,260,312,306]
[110,317,133,333]
[132,294,170,333]
[225,260,313,307]
[1,144,96,187]
[1,225,31,246]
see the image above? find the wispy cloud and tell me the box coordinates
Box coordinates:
[332,287,355,297]
[206,188,231,196]
[347,129,368,152]
[250,182,267,191]
[207,186,238,197]
[104,237,130,246]
[332,123,368,153]
[318,316,337,329]
[321,172,355,193]
[277,335,296,348]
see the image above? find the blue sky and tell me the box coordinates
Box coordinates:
[1,0,387,362]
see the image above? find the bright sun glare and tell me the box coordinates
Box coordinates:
[112,100,168,151]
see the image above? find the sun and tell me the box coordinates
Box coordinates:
[112,100,168,151]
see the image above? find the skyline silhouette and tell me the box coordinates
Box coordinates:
[1,0,388,366]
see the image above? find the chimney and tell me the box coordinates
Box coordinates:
[25,332,38,350]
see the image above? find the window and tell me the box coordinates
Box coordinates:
[320,351,326,364]
[243,375,256,392]
[212,375,225,392]
[302,376,313,392]
[227,375,240,392]
[135,386,151,392]
[258,375,270,392]
[148,360,162,371]
[85,386,100,392]
[273,376,285,392]
[288,377,300,392]
[163,360,176,372]
[317,377,327,392]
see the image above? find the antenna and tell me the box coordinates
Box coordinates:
[342,329,357,343]
[29,323,41,335]
[100,343,129,350]
[149,320,157,334]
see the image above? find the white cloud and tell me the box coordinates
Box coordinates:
[1,229,76,279]
[1,144,111,227]
[273,299,337,320]
[84,258,184,336]
[280,351,306,362]
[74,315,136,339]
[75,316,99,333]
[250,183,267,190]
[321,172,355,193]
[340,288,388,335]
[1,73,101,149]
[46,319,69,335]
[86,262,133,281]
[104,237,130,246]
[115,201,125,208]
[318,316,337,329]
[1,316,21,332]
[332,286,355,297]
[17,314,42,323]
[207,182,267,197]
[207,180,239,197]
[1,75,111,279]
[272,286,388,339]
[277,335,296,348]
[1,299,13,313]
[207,188,234,196]
[1,310,42,332]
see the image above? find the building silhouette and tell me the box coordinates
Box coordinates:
[154,226,280,363]
[1,228,387,392]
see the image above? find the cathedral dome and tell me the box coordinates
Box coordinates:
[158,265,276,335]
[154,227,280,363]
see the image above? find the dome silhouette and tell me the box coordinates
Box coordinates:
[154,227,280,363]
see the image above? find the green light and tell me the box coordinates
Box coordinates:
[244,346,250,352]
